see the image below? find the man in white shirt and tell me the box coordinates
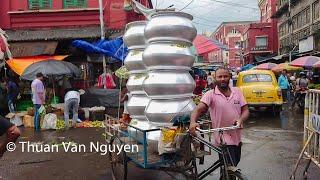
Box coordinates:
[64,88,81,129]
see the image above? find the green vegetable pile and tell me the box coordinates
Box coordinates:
[308,84,320,89]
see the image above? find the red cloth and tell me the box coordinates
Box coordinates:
[97,73,116,89]
[194,79,207,95]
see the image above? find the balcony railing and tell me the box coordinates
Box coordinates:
[312,21,320,33]
[272,0,300,18]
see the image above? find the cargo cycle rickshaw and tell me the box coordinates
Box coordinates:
[105,115,247,180]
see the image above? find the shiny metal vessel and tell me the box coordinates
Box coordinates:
[143,42,195,70]
[145,98,196,125]
[126,74,148,95]
[124,50,146,73]
[123,21,147,50]
[126,94,150,120]
[144,12,197,44]
[143,70,195,98]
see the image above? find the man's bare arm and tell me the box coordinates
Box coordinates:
[189,102,208,135]
[236,105,249,128]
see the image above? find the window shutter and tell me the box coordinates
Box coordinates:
[64,0,87,8]
[29,0,52,10]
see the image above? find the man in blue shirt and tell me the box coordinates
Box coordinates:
[278,69,290,103]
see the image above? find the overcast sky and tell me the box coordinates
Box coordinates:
[151,0,260,34]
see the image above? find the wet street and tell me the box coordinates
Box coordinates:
[0,105,319,180]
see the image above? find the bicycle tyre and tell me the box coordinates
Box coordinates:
[227,170,248,180]
[108,136,127,180]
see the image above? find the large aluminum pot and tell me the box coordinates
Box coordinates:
[145,98,196,124]
[143,70,195,99]
[127,119,160,153]
[126,94,150,120]
[144,12,197,44]
[124,50,146,73]
[126,74,147,94]
[143,42,195,70]
[123,21,147,50]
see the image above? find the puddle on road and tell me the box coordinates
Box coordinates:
[246,104,304,132]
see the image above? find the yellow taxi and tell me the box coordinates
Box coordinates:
[236,70,283,114]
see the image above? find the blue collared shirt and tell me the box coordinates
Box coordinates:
[278,74,290,90]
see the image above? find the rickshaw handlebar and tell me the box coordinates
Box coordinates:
[196,126,239,133]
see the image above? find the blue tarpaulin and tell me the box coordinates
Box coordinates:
[72,37,128,62]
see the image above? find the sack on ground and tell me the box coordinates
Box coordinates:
[42,113,57,130]
[10,115,23,127]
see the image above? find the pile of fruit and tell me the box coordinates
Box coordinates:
[76,120,104,128]
[56,119,66,130]
[55,119,104,130]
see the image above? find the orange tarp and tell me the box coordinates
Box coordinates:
[6,55,67,75]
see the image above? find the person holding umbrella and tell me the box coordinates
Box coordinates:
[31,73,45,132]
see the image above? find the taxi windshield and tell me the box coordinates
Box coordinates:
[243,74,272,83]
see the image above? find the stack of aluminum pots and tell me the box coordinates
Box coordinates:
[143,11,197,126]
[123,21,149,121]
[123,21,160,146]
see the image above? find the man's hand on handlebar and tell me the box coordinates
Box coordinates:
[235,119,244,129]
[189,122,200,136]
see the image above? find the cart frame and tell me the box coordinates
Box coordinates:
[105,115,247,180]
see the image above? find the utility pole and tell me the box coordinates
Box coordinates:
[99,0,107,89]
[288,0,293,62]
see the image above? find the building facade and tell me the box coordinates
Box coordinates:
[273,0,320,56]
[0,0,152,57]
[211,21,253,68]
[243,22,275,64]
[207,40,228,65]
[243,0,278,64]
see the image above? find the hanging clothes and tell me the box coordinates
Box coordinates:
[97,73,116,89]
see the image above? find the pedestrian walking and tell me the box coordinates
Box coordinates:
[189,67,249,170]
[6,77,19,113]
[278,70,290,103]
[31,73,45,132]
[64,88,81,129]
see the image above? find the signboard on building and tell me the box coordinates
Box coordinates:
[299,36,314,53]
[10,41,58,57]
[251,46,267,51]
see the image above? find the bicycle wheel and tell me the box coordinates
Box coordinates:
[227,170,248,180]
[108,136,127,180]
